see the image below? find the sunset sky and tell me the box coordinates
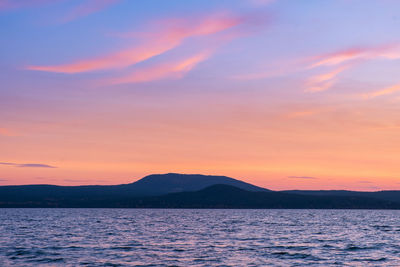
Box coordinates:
[1,0,400,190]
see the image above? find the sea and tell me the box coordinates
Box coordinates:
[1,209,400,266]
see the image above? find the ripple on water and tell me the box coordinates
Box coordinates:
[1,209,400,266]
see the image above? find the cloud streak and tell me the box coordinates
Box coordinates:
[309,44,400,69]
[304,43,400,93]
[0,162,57,168]
[27,13,243,73]
[235,42,400,95]
[104,50,212,85]
[305,65,350,92]
[309,48,366,68]
[363,83,400,99]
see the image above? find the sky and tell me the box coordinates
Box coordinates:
[1,0,400,190]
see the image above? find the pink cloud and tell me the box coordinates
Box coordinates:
[305,79,336,93]
[27,40,180,73]
[302,43,400,93]
[363,83,400,99]
[104,50,212,85]
[309,48,366,68]
[231,42,400,96]
[26,13,244,74]
[305,64,350,92]
[309,43,400,69]
[308,65,348,84]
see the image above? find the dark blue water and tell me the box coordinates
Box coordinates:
[1,209,400,266]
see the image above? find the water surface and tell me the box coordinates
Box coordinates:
[1,209,400,266]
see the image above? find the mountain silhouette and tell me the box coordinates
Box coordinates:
[123,173,269,195]
[132,184,400,209]
[0,173,268,206]
[1,173,400,209]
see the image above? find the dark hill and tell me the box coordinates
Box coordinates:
[124,173,269,195]
[134,185,400,209]
[2,173,400,208]
[0,173,268,206]
[1,183,400,209]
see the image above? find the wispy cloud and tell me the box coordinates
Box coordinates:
[0,162,57,168]
[305,64,350,92]
[309,48,366,68]
[288,176,318,179]
[309,44,400,68]
[19,163,57,168]
[0,162,14,166]
[104,50,212,85]
[362,83,400,99]
[27,13,243,73]
[234,42,400,95]
[304,43,400,93]
[307,65,349,85]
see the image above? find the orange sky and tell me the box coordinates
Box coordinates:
[1,0,400,190]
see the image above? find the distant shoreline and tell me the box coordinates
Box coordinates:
[2,174,400,209]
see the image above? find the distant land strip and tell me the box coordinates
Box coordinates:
[1,173,400,209]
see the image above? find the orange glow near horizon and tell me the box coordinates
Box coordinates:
[1,99,400,191]
[2,1,400,191]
